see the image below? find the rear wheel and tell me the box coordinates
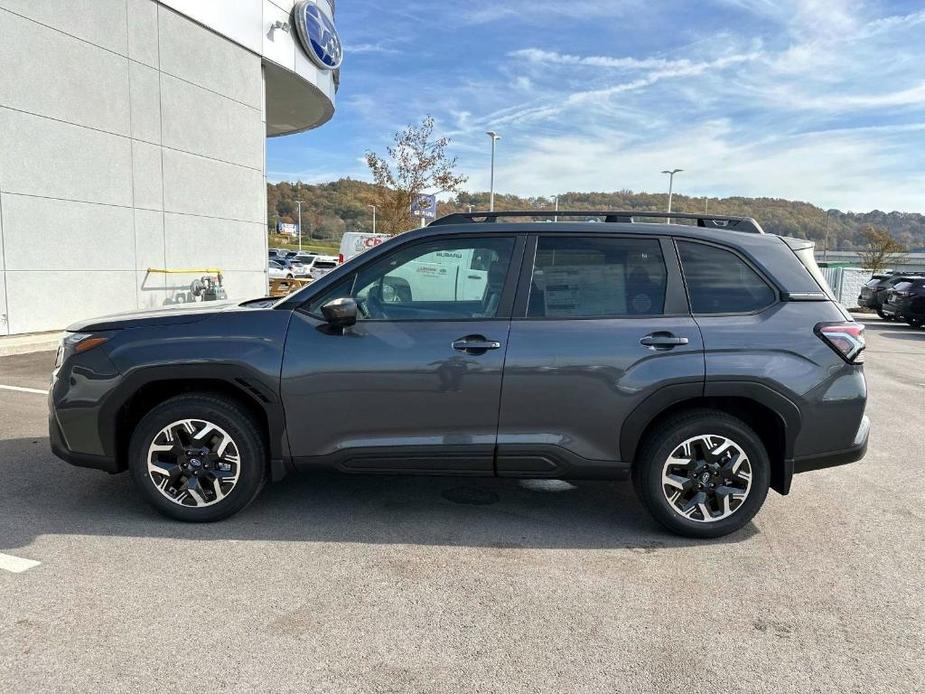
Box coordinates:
[908,317,923,328]
[129,394,267,521]
[876,307,892,320]
[633,410,770,538]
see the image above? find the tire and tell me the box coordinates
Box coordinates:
[128,394,267,522]
[908,317,923,328]
[876,307,887,319]
[632,410,770,539]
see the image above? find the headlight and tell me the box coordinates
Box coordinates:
[62,332,110,356]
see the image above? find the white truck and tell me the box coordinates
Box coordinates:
[339,232,391,264]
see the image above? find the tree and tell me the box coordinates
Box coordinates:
[364,115,467,233]
[856,225,907,272]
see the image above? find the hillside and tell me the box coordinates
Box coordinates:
[267,179,925,250]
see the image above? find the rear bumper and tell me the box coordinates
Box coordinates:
[793,415,869,474]
[881,300,910,317]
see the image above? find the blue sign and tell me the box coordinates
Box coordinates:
[411,194,437,219]
[293,1,343,71]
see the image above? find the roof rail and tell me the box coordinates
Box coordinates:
[428,210,765,234]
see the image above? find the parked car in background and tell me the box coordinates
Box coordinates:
[882,277,925,327]
[268,259,293,279]
[308,255,339,280]
[50,210,868,539]
[288,258,308,277]
[339,232,391,264]
[858,274,921,319]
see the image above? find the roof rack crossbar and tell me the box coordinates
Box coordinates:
[428,210,765,234]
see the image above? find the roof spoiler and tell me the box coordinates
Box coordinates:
[428,210,765,234]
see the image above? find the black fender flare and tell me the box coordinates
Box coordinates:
[620,380,801,495]
[97,363,290,476]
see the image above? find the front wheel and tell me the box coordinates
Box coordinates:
[129,394,267,521]
[908,317,923,328]
[633,410,770,538]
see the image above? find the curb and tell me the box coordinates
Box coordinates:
[0,332,62,358]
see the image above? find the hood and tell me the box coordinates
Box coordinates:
[66,301,238,332]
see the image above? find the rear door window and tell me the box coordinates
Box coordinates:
[527,236,667,318]
[677,241,777,314]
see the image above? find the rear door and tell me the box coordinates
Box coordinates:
[496,234,704,476]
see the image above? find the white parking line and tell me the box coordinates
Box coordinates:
[0,553,41,573]
[0,384,48,395]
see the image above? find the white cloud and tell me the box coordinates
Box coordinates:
[465,122,925,212]
[349,42,401,55]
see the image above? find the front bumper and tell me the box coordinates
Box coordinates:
[49,410,119,473]
[793,415,869,474]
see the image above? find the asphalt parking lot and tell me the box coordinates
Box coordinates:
[1,315,922,693]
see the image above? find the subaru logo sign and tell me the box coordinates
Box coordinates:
[293,0,343,71]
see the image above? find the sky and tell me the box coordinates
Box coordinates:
[266,0,925,213]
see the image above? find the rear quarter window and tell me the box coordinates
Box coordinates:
[677,241,777,314]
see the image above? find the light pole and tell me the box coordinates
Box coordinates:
[553,195,559,222]
[823,209,831,263]
[296,200,303,252]
[486,130,501,211]
[367,204,376,234]
[661,169,683,223]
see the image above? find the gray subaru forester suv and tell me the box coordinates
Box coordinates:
[49,211,868,538]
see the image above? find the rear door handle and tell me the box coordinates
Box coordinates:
[640,332,689,349]
[452,335,502,353]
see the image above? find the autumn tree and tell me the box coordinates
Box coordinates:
[364,115,467,233]
[857,225,907,273]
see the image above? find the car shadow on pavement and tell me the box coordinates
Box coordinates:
[0,436,758,551]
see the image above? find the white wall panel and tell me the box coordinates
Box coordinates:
[162,149,264,223]
[134,209,166,271]
[0,194,134,271]
[0,10,131,136]
[0,271,7,335]
[5,271,137,334]
[0,0,128,55]
[158,0,263,54]
[127,0,159,67]
[130,61,161,144]
[160,74,263,170]
[0,108,133,207]
[164,213,265,272]
[157,5,263,108]
[132,140,164,211]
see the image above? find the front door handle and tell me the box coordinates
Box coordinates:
[452,335,502,354]
[640,332,689,350]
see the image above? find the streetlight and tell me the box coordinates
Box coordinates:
[486,130,501,211]
[296,200,303,252]
[553,194,559,222]
[367,204,377,234]
[823,209,831,263]
[661,169,683,224]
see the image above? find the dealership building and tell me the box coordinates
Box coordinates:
[0,0,339,335]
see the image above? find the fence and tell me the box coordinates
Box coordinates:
[821,267,870,310]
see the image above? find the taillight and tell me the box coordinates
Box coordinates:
[816,322,865,364]
[338,253,344,264]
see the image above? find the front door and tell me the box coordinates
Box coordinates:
[281,235,520,474]
[496,234,704,476]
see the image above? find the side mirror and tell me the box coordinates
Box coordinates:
[321,297,357,329]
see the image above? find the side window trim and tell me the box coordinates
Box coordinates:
[673,237,780,316]
[301,234,523,322]
[515,232,672,320]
